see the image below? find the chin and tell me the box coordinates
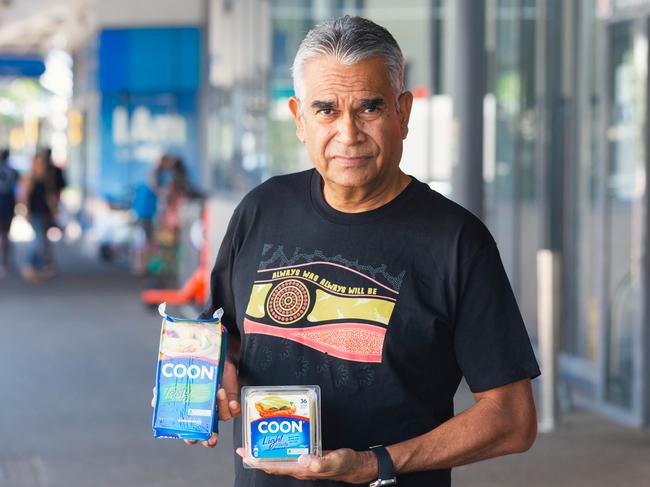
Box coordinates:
[330,172,373,189]
[325,165,374,185]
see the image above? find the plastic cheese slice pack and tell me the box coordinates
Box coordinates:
[152,303,227,440]
[241,385,321,466]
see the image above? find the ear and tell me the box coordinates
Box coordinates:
[288,96,306,143]
[397,91,414,139]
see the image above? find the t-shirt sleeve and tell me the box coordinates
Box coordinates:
[199,207,241,336]
[453,243,541,392]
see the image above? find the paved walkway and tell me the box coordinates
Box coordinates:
[1,241,648,486]
[0,242,235,487]
[454,410,650,486]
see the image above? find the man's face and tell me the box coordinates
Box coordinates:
[289,56,413,193]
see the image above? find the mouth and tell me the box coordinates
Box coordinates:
[331,155,372,165]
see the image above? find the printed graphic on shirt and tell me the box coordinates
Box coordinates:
[259,244,406,291]
[243,245,403,364]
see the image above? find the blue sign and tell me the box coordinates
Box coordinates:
[95,27,201,204]
[98,27,200,92]
[0,56,45,78]
[99,91,199,204]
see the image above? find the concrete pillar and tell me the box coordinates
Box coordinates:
[449,0,486,220]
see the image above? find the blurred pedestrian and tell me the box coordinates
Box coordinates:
[169,156,200,199]
[0,148,18,278]
[162,156,201,231]
[151,153,174,198]
[21,153,58,282]
[41,147,66,226]
[131,180,158,275]
[144,155,201,280]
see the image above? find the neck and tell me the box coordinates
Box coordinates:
[322,170,411,213]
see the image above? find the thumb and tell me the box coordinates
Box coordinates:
[304,452,337,473]
[297,454,322,472]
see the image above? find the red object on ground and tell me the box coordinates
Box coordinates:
[140,267,208,305]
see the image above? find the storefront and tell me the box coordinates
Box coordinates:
[483,0,650,427]
[583,0,650,426]
[200,0,650,427]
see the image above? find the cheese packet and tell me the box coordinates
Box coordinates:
[241,385,321,466]
[152,303,227,440]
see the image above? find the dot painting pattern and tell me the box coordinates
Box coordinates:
[267,279,311,325]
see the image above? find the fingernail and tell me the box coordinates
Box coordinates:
[217,389,226,400]
[298,454,311,467]
[229,400,239,409]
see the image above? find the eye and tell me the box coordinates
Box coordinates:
[317,108,335,116]
[359,105,383,119]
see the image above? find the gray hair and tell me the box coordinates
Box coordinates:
[291,15,405,100]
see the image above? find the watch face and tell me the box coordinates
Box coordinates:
[369,480,397,487]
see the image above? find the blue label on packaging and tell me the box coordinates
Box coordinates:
[249,416,311,459]
[153,357,218,439]
[152,312,226,441]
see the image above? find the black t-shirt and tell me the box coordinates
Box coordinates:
[0,164,18,220]
[28,181,52,218]
[48,165,66,194]
[202,169,540,487]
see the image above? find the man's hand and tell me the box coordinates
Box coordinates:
[151,358,241,449]
[235,448,378,484]
[217,358,241,421]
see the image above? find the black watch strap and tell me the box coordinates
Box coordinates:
[369,445,397,487]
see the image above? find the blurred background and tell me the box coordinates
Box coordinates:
[1,0,649,486]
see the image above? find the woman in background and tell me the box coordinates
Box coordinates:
[21,153,58,282]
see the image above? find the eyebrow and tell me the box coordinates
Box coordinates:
[311,100,336,111]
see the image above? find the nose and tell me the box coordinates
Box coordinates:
[334,112,365,145]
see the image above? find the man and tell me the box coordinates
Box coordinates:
[193,16,540,486]
[0,148,18,277]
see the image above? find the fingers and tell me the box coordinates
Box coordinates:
[236,449,321,477]
[216,388,231,420]
[236,447,255,468]
[216,388,241,420]
[217,360,241,420]
[242,449,356,481]
[182,432,217,448]
[228,396,241,417]
[222,360,241,400]
[304,454,328,474]
[200,432,219,448]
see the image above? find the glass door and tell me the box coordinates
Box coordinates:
[483,0,539,340]
[604,18,647,421]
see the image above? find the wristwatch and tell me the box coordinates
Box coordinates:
[369,445,397,487]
